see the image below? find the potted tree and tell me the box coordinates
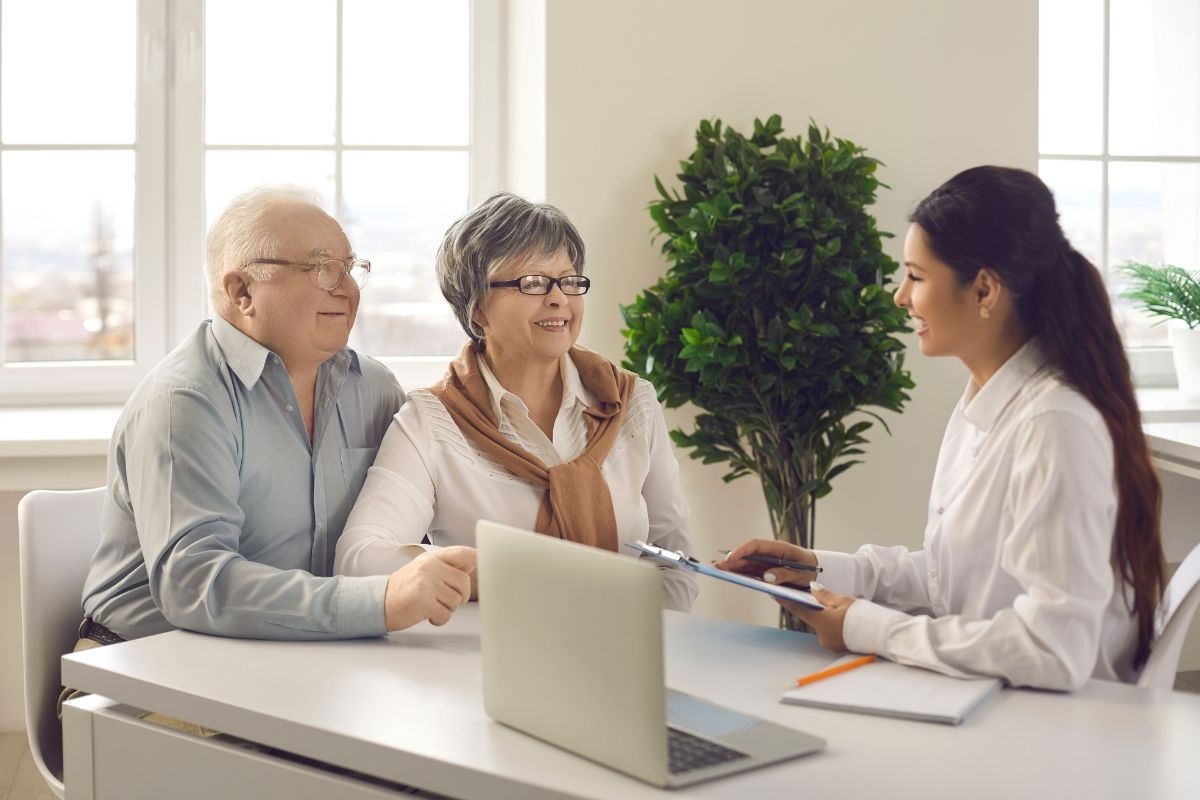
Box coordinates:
[1122,261,1200,399]
[622,116,912,627]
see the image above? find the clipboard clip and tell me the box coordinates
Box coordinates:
[623,540,694,566]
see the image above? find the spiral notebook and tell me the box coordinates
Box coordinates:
[780,655,1002,725]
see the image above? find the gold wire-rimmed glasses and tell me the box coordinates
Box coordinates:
[244,257,371,291]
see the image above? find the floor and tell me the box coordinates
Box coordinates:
[4,672,1200,798]
[0,733,54,800]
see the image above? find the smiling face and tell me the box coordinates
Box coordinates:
[894,223,981,359]
[231,202,359,371]
[475,247,583,366]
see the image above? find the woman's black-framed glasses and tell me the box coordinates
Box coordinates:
[245,257,371,291]
[488,274,591,296]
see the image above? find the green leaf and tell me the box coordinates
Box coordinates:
[623,114,913,526]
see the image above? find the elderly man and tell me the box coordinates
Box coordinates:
[78,187,474,646]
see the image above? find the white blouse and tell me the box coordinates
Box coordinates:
[816,340,1137,690]
[335,354,698,611]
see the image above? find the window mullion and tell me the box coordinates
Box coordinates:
[135,0,168,369]
[335,0,344,221]
[169,0,207,347]
[470,0,503,202]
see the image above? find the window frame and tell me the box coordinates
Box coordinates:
[0,0,502,404]
[1038,0,1199,388]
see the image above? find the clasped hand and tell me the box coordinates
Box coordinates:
[384,546,477,631]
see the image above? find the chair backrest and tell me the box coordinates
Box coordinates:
[17,487,105,796]
[1138,542,1200,691]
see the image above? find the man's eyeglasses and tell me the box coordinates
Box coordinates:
[245,257,371,291]
[488,274,591,296]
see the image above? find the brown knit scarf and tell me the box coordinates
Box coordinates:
[429,342,636,551]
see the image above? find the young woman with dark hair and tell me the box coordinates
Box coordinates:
[719,166,1165,691]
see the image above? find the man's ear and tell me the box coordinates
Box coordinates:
[223,271,255,317]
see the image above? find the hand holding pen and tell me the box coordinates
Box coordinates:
[719,551,822,573]
[715,538,822,587]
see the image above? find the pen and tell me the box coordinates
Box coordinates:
[794,654,876,687]
[718,550,822,573]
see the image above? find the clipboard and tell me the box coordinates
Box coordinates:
[626,541,824,610]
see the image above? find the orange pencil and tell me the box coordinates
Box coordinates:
[794,654,876,687]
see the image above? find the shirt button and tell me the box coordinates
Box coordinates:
[285,404,294,412]
[936,506,944,515]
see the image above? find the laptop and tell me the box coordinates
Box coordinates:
[476,520,825,788]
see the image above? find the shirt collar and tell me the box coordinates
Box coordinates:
[559,353,595,410]
[210,315,362,391]
[476,353,594,423]
[211,316,271,389]
[960,338,1049,433]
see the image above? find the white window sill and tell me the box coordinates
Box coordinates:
[1135,387,1200,423]
[1135,388,1200,482]
[0,405,121,459]
[0,406,118,491]
[0,358,452,491]
[3,388,1200,489]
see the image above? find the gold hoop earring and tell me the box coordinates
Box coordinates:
[979,306,991,320]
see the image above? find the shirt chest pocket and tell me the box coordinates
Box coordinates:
[340,446,378,495]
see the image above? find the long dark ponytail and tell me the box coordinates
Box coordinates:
[911,166,1165,670]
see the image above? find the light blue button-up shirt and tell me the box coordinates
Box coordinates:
[82,317,404,640]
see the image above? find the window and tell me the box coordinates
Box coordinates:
[0,0,500,400]
[1039,0,1200,383]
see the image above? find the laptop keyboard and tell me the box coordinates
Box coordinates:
[667,726,749,774]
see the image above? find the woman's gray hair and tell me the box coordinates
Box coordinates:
[206,185,331,314]
[436,192,585,344]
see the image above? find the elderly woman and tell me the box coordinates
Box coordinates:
[336,192,697,610]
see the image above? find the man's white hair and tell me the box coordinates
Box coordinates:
[205,185,331,314]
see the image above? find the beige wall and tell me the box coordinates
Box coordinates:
[1,493,25,733]
[536,0,1037,623]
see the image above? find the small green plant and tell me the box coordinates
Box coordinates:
[621,116,912,589]
[1121,262,1200,329]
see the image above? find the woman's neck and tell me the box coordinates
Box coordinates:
[483,347,564,434]
[963,331,1029,391]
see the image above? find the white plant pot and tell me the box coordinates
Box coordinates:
[1169,326,1200,401]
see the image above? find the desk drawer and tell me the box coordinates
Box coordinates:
[85,705,414,799]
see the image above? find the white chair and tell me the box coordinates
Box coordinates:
[1138,542,1200,691]
[17,487,106,800]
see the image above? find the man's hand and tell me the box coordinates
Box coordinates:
[384,546,476,631]
[779,583,855,652]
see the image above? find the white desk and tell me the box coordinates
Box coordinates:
[61,607,1200,800]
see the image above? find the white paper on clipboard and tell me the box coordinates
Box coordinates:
[626,541,824,610]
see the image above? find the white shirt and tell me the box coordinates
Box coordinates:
[335,354,698,611]
[816,340,1137,689]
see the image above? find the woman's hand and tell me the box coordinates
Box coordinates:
[780,583,856,652]
[715,537,820,587]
